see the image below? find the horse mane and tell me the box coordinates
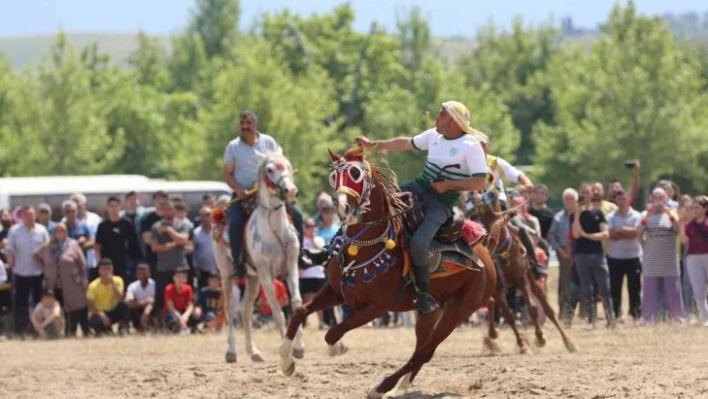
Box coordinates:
[344,147,407,236]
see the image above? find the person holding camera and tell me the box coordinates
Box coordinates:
[638,187,685,324]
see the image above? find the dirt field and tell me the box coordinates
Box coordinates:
[3,269,708,399]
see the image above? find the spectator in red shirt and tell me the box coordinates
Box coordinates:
[163,268,201,334]
[258,279,289,318]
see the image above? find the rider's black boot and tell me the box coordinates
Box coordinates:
[412,263,439,315]
[231,259,247,279]
[516,226,548,278]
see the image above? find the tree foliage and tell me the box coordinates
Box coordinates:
[1,1,707,213]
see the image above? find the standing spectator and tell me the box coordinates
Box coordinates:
[172,199,195,278]
[62,200,94,279]
[150,199,191,319]
[315,204,341,244]
[86,258,129,336]
[638,188,685,324]
[0,208,12,264]
[549,188,577,321]
[678,195,696,316]
[119,191,147,281]
[195,272,222,331]
[125,263,155,332]
[140,191,169,273]
[607,190,643,321]
[679,196,708,326]
[192,206,218,289]
[164,268,200,334]
[33,223,89,337]
[571,192,615,328]
[95,197,142,283]
[6,205,50,336]
[528,184,555,240]
[30,290,63,339]
[192,194,216,228]
[67,193,102,272]
[36,204,56,235]
[300,217,328,329]
[592,182,618,217]
[607,160,641,205]
[656,180,680,210]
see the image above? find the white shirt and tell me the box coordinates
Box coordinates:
[126,279,156,302]
[489,156,523,202]
[62,211,101,268]
[6,223,50,277]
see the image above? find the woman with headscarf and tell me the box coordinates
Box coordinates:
[34,222,89,337]
[638,188,686,324]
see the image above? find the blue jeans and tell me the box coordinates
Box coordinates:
[228,195,305,264]
[401,182,452,293]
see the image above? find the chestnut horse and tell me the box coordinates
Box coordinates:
[278,148,497,398]
[468,189,578,355]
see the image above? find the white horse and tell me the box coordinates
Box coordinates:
[213,152,305,363]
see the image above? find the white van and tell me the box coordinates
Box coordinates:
[0,175,230,218]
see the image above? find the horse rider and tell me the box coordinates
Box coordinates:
[222,110,308,278]
[476,135,548,278]
[350,101,488,315]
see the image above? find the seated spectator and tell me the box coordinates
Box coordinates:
[164,268,201,334]
[87,259,129,336]
[196,272,222,331]
[125,263,155,332]
[258,278,290,321]
[30,290,63,339]
[36,203,56,235]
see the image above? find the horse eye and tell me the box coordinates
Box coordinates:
[266,165,275,174]
[328,171,337,188]
[348,166,363,183]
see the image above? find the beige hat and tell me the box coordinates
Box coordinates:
[441,101,488,142]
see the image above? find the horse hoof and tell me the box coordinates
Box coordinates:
[520,344,532,355]
[282,360,296,377]
[293,347,305,359]
[225,352,237,363]
[393,373,412,394]
[251,353,265,362]
[567,342,581,353]
[366,382,385,399]
[535,337,547,347]
[328,342,348,357]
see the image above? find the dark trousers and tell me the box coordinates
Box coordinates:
[65,307,89,337]
[153,270,173,318]
[228,198,305,265]
[13,274,43,335]
[130,306,150,331]
[607,257,642,319]
[88,302,129,335]
[88,268,99,283]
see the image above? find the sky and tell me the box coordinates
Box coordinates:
[0,0,705,38]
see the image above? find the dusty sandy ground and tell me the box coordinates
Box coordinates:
[3,269,708,399]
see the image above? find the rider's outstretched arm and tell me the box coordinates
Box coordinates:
[373,137,413,152]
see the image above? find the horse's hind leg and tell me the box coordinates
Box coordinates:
[529,270,579,353]
[393,309,443,394]
[284,251,305,358]
[215,245,237,363]
[369,279,484,398]
[483,297,502,355]
[242,274,263,362]
[519,273,545,348]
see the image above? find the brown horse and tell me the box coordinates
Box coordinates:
[468,189,578,355]
[278,147,497,398]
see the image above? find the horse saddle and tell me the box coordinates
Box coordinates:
[399,192,465,242]
[425,238,484,274]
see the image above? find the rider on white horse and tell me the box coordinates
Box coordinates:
[475,135,548,278]
[222,111,308,278]
[348,101,489,315]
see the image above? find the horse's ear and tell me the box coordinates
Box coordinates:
[328,149,342,163]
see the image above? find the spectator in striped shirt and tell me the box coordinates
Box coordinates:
[150,199,191,321]
[638,187,685,324]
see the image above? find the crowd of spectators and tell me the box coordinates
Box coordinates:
[1,161,707,340]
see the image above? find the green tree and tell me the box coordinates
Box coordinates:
[188,0,240,59]
[127,31,170,88]
[534,3,708,195]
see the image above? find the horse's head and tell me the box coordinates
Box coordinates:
[468,173,502,225]
[259,152,298,204]
[328,148,375,225]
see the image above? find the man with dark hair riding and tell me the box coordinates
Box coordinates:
[350,101,489,315]
[222,111,307,279]
[476,135,548,279]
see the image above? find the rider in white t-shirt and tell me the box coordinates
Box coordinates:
[355,101,488,315]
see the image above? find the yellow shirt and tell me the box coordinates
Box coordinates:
[87,276,124,314]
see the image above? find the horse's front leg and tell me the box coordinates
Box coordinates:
[215,243,237,363]
[242,274,264,362]
[281,282,342,376]
[259,271,288,339]
[325,305,385,357]
[284,245,305,358]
